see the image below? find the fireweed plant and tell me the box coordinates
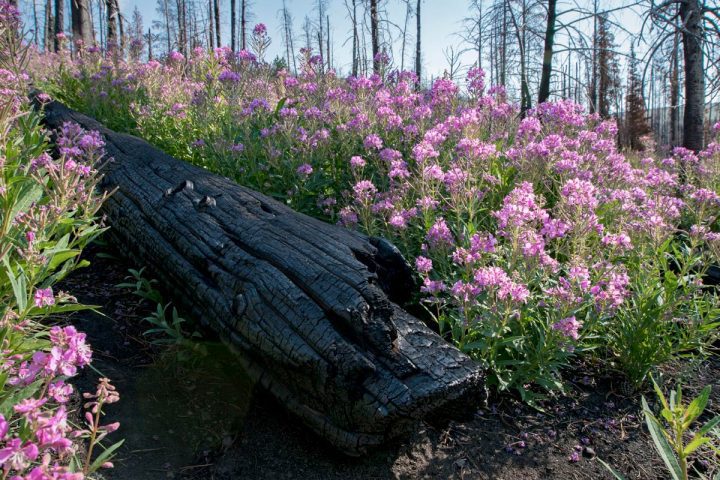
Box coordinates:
[35,25,720,400]
[0,3,121,478]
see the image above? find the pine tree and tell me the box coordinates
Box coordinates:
[624,47,651,150]
[596,14,620,119]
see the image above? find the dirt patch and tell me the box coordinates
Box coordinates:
[58,246,719,480]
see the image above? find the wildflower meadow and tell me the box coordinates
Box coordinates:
[2,0,720,477]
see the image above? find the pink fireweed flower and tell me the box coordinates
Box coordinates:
[412,141,439,163]
[443,168,469,192]
[541,218,570,239]
[601,233,632,251]
[0,415,7,440]
[421,277,446,294]
[416,196,440,210]
[452,247,481,266]
[560,178,598,209]
[34,288,55,308]
[568,265,591,291]
[388,160,410,180]
[552,316,582,340]
[466,67,486,95]
[296,163,313,176]
[494,182,549,233]
[350,156,366,169]
[426,218,454,249]
[168,50,185,63]
[353,180,377,203]
[470,232,497,253]
[252,23,267,36]
[363,134,383,150]
[422,164,445,181]
[378,148,402,163]
[338,207,358,226]
[14,397,47,416]
[517,117,542,140]
[0,439,39,471]
[48,380,74,404]
[218,69,241,83]
[473,267,530,304]
[415,256,433,274]
[388,213,407,229]
[35,406,72,452]
[690,188,720,206]
[451,281,480,304]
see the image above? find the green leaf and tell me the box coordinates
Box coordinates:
[46,249,80,270]
[698,416,720,437]
[643,397,683,480]
[0,379,44,418]
[652,377,670,412]
[683,386,711,427]
[3,257,27,312]
[88,439,125,473]
[683,435,710,456]
[26,303,100,316]
[597,458,627,480]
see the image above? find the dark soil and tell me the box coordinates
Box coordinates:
[58,245,719,480]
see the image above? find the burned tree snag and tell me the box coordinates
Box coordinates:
[36,98,483,456]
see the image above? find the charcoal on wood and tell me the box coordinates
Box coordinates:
[35,97,483,455]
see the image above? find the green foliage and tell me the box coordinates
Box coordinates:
[118,268,206,360]
[605,241,720,385]
[600,377,720,480]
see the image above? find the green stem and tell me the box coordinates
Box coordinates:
[83,400,104,474]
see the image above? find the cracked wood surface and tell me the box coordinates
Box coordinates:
[37,98,484,455]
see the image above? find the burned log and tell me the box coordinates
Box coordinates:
[37,98,483,455]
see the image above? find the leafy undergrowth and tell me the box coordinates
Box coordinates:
[0,4,121,478]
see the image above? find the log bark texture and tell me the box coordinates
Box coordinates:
[37,99,483,455]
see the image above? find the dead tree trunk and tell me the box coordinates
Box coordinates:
[71,0,93,47]
[213,0,220,48]
[106,0,118,48]
[537,0,557,105]
[36,98,483,456]
[44,0,54,52]
[680,0,704,152]
[241,0,246,50]
[370,0,380,73]
[415,0,421,83]
[351,0,358,76]
[231,0,236,51]
[54,0,63,51]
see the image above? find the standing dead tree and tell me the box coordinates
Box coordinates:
[537,0,558,104]
[370,0,380,73]
[71,0,93,47]
[643,0,720,151]
[415,0,421,82]
[106,0,120,49]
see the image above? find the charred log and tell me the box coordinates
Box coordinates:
[35,97,483,456]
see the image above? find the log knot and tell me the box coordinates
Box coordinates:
[194,195,217,210]
[163,179,194,197]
